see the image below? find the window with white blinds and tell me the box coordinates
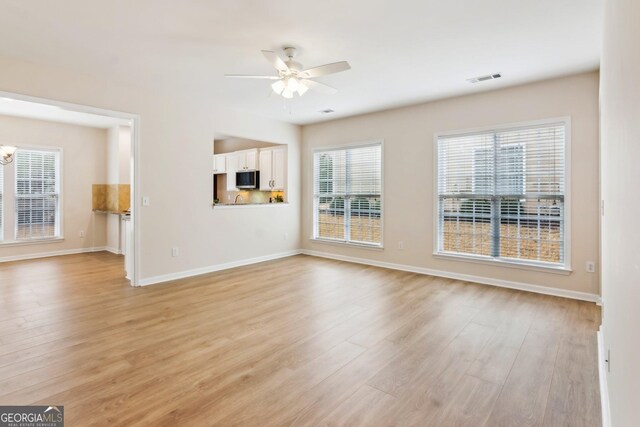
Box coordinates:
[15,149,60,240]
[313,143,382,246]
[436,121,567,267]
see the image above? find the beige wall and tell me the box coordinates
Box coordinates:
[0,115,108,259]
[213,137,278,154]
[302,72,600,297]
[600,0,640,425]
[0,55,301,281]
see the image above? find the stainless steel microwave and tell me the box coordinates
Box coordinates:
[236,170,259,189]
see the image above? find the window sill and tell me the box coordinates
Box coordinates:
[0,237,65,247]
[433,252,572,275]
[309,237,384,251]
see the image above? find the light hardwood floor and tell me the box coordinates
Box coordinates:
[0,252,601,426]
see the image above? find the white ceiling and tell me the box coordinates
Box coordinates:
[0,0,602,125]
[0,97,130,129]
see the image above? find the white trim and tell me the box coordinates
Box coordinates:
[104,246,123,255]
[435,116,573,138]
[0,90,141,287]
[0,237,65,247]
[131,116,141,287]
[309,237,384,250]
[0,246,109,263]
[597,328,611,427]
[138,250,301,287]
[300,249,600,303]
[433,252,572,275]
[433,116,572,271]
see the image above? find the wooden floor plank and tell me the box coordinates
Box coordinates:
[0,252,601,426]
[485,295,576,427]
[317,385,397,427]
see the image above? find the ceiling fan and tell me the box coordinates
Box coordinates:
[225,47,351,98]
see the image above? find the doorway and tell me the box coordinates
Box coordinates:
[0,90,141,286]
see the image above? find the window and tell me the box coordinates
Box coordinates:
[313,142,382,246]
[15,149,61,240]
[436,120,567,268]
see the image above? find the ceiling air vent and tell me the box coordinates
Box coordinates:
[467,73,502,84]
[319,109,335,114]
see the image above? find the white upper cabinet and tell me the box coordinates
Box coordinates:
[236,149,258,171]
[259,147,287,191]
[212,154,226,174]
[271,148,286,190]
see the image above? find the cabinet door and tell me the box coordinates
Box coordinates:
[271,148,286,190]
[213,154,226,173]
[235,153,246,170]
[259,150,273,190]
[226,154,238,191]
[246,150,258,170]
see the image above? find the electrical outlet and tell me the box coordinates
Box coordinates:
[78,230,85,238]
[284,232,288,241]
[398,241,404,250]
[586,261,596,273]
[172,247,179,257]
[142,196,150,206]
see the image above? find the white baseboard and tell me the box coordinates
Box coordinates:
[300,249,601,303]
[138,250,302,287]
[104,246,123,255]
[597,328,611,427]
[3,244,601,304]
[0,246,109,263]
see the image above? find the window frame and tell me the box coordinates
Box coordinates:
[311,140,384,249]
[433,117,572,274]
[0,145,64,245]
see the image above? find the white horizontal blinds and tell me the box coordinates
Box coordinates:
[496,124,565,263]
[315,149,346,240]
[314,143,382,245]
[438,133,494,257]
[437,122,566,265]
[347,145,382,244]
[15,149,59,240]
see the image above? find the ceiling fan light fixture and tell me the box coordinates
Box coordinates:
[271,80,285,94]
[297,81,309,96]
[286,77,299,92]
[227,47,351,100]
[0,145,17,165]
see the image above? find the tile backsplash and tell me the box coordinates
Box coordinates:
[93,184,131,212]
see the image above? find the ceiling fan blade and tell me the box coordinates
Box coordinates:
[300,61,351,78]
[301,79,338,95]
[224,74,280,80]
[261,50,289,72]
